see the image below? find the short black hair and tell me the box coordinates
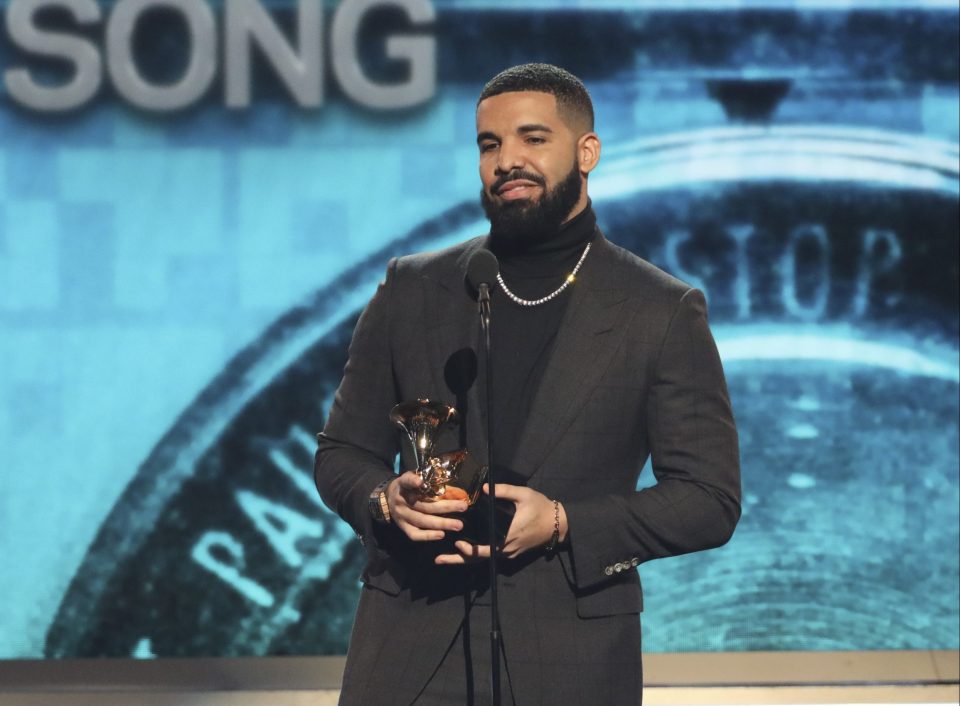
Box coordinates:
[478,63,594,133]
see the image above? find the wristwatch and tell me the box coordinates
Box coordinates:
[368,479,392,523]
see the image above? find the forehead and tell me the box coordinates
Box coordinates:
[475,91,563,132]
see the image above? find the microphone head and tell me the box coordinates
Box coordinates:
[466,248,499,290]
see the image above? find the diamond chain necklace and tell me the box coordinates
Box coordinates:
[496,242,592,307]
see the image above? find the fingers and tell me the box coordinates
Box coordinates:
[397,508,462,532]
[411,497,469,516]
[435,541,491,565]
[460,541,491,559]
[395,470,426,490]
[398,526,447,542]
[483,482,527,502]
[388,472,468,542]
[498,538,522,559]
[393,501,464,541]
[394,472,468,515]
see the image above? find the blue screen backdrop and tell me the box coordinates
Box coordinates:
[0,0,957,658]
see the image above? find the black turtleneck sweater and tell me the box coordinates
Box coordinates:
[485,203,598,482]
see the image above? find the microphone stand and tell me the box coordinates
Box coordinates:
[477,282,501,706]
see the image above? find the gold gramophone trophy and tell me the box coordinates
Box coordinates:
[390,399,486,505]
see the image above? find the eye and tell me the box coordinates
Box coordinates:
[479,142,498,153]
[526,135,546,145]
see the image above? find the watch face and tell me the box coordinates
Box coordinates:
[369,488,388,523]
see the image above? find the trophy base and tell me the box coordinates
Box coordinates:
[418,451,516,547]
[421,451,487,505]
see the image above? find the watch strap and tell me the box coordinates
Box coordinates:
[368,479,392,523]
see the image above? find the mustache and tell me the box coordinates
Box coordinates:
[491,170,546,194]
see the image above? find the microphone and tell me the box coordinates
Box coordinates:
[466,249,499,326]
[465,246,502,706]
[466,248,499,296]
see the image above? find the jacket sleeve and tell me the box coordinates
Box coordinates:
[314,258,400,545]
[562,287,741,591]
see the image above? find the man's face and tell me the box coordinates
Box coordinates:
[476,91,591,237]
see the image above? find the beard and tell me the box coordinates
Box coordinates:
[480,160,583,242]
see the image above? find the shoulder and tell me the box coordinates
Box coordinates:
[594,234,693,304]
[593,235,713,347]
[388,236,486,284]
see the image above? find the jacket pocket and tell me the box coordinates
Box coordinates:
[360,554,406,596]
[576,573,643,618]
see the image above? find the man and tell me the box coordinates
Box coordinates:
[315,63,740,705]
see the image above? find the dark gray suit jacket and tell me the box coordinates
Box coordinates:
[315,233,741,706]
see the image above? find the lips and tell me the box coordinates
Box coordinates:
[496,179,541,200]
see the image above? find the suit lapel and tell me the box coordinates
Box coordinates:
[420,235,631,478]
[510,235,631,482]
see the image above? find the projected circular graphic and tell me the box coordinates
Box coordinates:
[45,129,959,657]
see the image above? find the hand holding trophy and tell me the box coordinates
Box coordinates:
[390,399,487,505]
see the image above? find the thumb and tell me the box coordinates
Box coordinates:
[397,471,424,489]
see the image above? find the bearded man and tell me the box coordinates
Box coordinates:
[315,63,741,706]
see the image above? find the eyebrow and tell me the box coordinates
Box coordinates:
[518,123,553,134]
[476,123,555,145]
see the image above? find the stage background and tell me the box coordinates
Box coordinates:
[0,0,957,660]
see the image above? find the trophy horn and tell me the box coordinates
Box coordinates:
[389,399,458,472]
[389,398,484,504]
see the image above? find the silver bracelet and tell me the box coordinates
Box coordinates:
[544,499,560,553]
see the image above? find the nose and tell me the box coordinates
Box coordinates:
[495,138,524,175]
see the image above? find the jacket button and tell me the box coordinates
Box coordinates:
[614,563,623,573]
[604,566,614,576]
[630,557,639,567]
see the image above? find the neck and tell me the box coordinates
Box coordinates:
[488,201,596,262]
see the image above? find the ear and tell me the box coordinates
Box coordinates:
[577,132,601,175]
